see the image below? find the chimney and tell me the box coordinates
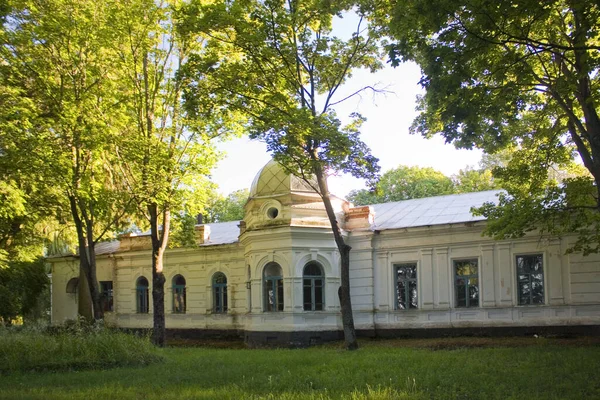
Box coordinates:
[195,224,211,245]
[344,205,374,230]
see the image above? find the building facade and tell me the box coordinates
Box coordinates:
[49,160,600,345]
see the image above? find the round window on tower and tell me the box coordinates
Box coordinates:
[266,207,279,219]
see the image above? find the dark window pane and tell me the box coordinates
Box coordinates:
[304,262,322,276]
[409,281,418,309]
[469,285,479,307]
[264,262,282,277]
[314,280,323,310]
[516,254,544,305]
[277,279,284,311]
[100,281,113,312]
[265,279,274,311]
[394,263,417,310]
[397,281,406,310]
[456,285,466,307]
[214,272,227,284]
[303,285,312,311]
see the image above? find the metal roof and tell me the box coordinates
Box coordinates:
[49,221,242,258]
[201,220,240,246]
[370,190,501,231]
[48,191,502,259]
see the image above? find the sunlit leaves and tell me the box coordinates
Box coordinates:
[381,0,600,253]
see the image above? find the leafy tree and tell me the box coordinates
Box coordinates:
[114,0,230,346]
[348,165,454,205]
[453,167,498,194]
[381,0,600,253]
[0,258,49,326]
[205,189,249,223]
[347,164,498,205]
[184,0,382,349]
[1,0,133,320]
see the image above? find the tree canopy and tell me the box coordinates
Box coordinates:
[381,0,600,253]
[205,189,249,223]
[183,0,383,349]
[347,164,499,206]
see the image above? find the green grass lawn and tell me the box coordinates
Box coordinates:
[2,337,600,399]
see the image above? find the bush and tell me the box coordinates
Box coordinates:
[0,320,163,373]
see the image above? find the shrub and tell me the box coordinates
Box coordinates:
[0,320,163,373]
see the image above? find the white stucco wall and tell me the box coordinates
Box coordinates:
[49,220,600,334]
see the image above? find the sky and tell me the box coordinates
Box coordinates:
[209,15,485,198]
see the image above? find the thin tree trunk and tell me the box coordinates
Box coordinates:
[77,265,93,320]
[85,234,103,320]
[69,195,103,321]
[313,163,358,350]
[148,203,169,347]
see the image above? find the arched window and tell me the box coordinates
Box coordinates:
[66,278,79,294]
[263,262,283,312]
[136,277,149,314]
[212,272,228,313]
[172,275,186,313]
[303,262,324,311]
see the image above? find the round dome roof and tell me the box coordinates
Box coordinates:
[249,160,317,198]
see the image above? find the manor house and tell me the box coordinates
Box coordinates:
[49,160,600,345]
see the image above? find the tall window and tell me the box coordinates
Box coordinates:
[394,263,417,310]
[303,262,324,311]
[172,275,186,313]
[212,272,228,313]
[136,277,149,313]
[100,281,113,312]
[517,254,544,305]
[454,259,479,308]
[263,262,283,312]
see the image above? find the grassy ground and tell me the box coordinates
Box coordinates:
[2,337,600,399]
[0,326,162,374]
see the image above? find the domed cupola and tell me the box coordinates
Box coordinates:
[248,160,316,198]
[242,160,347,232]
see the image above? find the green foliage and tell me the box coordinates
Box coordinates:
[453,167,497,194]
[0,323,163,373]
[347,164,498,205]
[0,258,49,325]
[184,0,384,350]
[381,0,600,253]
[205,189,249,223]
[183,0,382,187]
[169,213,198,248]
[348,165,454,205]
[2,0,139,319]
[474,148,598,254]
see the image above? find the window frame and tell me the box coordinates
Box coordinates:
[99,281,114,312]
[136,277,149,314]
[453,258,480,308]
[212,272,228,314]
[263,262,284,312]
[515,253,545,306]
[172,274,187,314]
[393,262,418,310]
[302,262,324,311]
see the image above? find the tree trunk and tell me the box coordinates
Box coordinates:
[85,236,103,321]
[313,163,358,350]
[69,196,103,321]
[148,203,169,347]
[77,266,93,320]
